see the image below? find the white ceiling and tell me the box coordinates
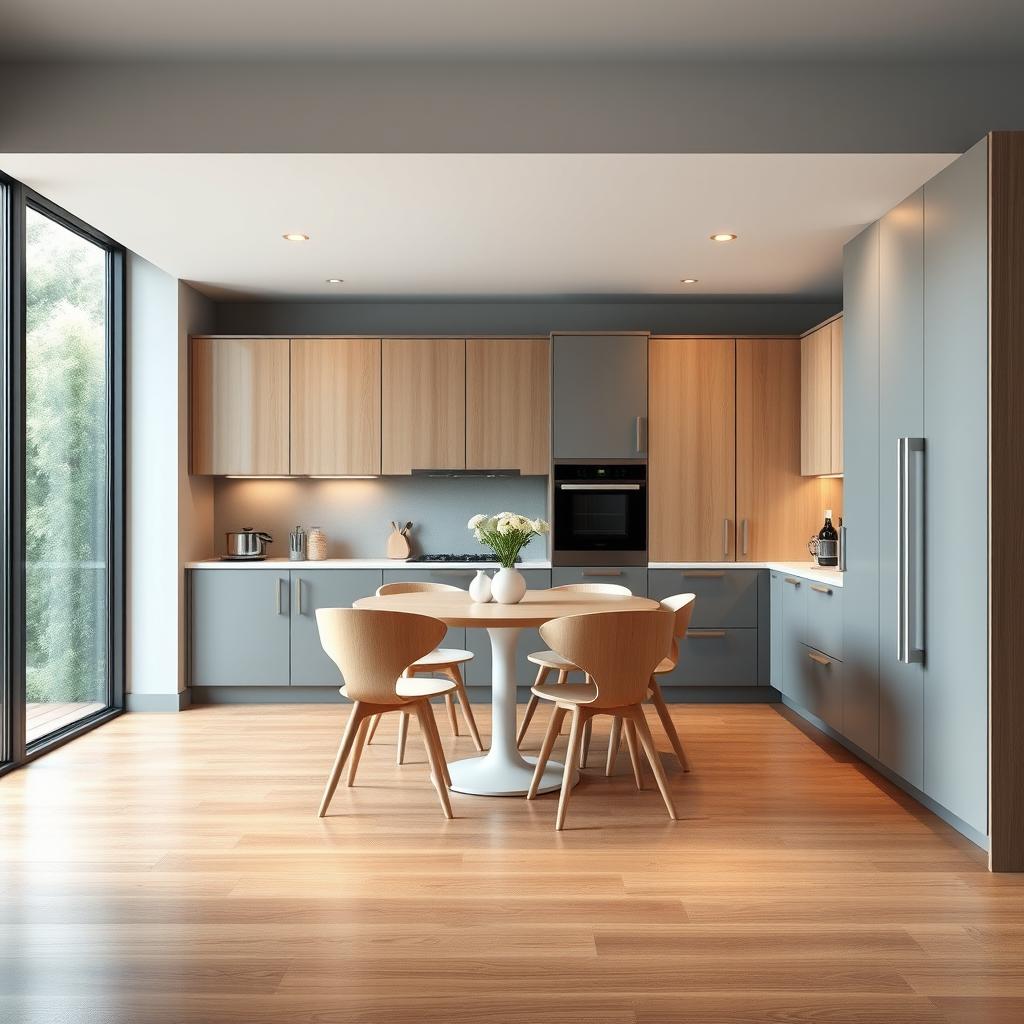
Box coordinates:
[0,153,955,300]
[3,0,1024,60]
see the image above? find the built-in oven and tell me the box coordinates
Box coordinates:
[552,462,647,566]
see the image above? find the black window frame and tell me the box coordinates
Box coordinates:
[0,169,126,775]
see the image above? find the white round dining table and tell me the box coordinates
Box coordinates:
[352,588,660,797]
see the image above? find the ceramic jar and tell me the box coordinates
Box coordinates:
[306,527,328,561]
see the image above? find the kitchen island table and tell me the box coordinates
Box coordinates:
[353,588,659,796]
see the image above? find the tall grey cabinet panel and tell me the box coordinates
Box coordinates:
[290,570,383,686]
[877,191,925,789]
[840,224,881,757]
[552,334,648,459]
[191,570,291,686]
[922,140,989,834]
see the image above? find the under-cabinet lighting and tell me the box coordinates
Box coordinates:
[282,232,309,242]
[709,232,737,242]
[308,475,380,480]
[224,475,293,480]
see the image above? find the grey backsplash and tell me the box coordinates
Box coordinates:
[213,476,550,559]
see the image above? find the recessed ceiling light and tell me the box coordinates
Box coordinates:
[326,278,344,284]
[710,232,737,242]
[282,232,309,242]
[680,278,699,284]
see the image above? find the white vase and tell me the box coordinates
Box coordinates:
[468,569,493,604]
[491,566,527,605]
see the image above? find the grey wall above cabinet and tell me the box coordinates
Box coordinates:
[552,334,648,459]
[213,475,548,560]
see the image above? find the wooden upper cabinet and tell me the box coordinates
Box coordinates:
[381,339,466,474]
[800,315,844,476]
[737,339,827,560]
[191,338,290,475]
[290,339,381,476]
[466,338,550,475]
[649,338,736,561]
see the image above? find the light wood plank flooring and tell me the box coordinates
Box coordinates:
[0,703,1019,1024]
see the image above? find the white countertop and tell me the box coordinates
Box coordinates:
[648,561,844,588]
[186,557,841,585]
[185,557,553,570]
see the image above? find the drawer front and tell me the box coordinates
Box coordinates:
[659,627,758,687]
[792,644,844,732]
[648,569,759,627]
[804,582,843,660]
[551,565,647,597]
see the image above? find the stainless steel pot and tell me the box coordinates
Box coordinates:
[225,528,273,559]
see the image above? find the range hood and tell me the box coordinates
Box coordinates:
[411,469,522,479]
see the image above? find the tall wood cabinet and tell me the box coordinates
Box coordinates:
[649,338,736,561]
[191,338,290,475]
[800,315,844,476]
[290,338,381,476]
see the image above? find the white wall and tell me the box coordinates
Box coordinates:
[127,256,212,709]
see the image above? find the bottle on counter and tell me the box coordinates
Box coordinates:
[817,509,839,567]
[306,527,328,561]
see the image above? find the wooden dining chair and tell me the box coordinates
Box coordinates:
[527,608,676,830]
[606,593,696,776]
[315,608,455,819]
[516,582,633,751]
[364,582,484,762]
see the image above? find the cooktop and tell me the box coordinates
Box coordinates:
[408,553,520,563]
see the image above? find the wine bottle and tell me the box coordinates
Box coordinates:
[817,509,838,567]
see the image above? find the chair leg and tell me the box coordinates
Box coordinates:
[556,708,587,831]
[448,666,484,751]
[557,670,570,734]
[627,707,678,821]
[318,702,367,818]
[413,701,454,820]
[346,717,370,788]
[365,714,382,745]
[527,704,567,799]
[623,718,645,790]
[444,691,460,737]
[579,718,593,769]
[396,711,410,766]
[517,665,551,748]
[649,678,690,772]
[605,716,623,777]
[421,701,453,788]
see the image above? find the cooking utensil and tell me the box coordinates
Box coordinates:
[224,528,273,559]
[289,526,307,561]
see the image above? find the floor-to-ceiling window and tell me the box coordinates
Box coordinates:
[1,173,124,771]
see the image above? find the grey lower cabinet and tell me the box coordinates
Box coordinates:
[779,574,807,700]
[290,569,383,685]
[769,572,783,689]
[191,569,291,686]
[551,565,647,596]
[648,568,760,686]
[551,334,648,459]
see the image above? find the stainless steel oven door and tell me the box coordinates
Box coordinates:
[553,481,647,566]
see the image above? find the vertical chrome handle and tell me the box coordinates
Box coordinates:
[294,577,303,615]
[274,577,283,615]
[722,518,730,557]
[897,437,925,664]
[741,518,749,557]
[634,416,647,453]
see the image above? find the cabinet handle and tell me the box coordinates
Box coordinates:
[807,650,832,667]
[784,577,801,587]
[295,578,303,614]
[741,518,749,557]
[897,436,926,665]
[582,569,623,577]
[722,518,730,557]
[682,571,724,579]
[688,629,726,639]
[810,584,832,595]
[274,578,284,615]
[635,416,647,453]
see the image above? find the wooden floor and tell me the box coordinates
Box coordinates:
[26,700,106,744]
[0,702,1020,1024]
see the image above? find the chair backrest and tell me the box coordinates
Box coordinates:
[539,609,674,708]
[315,608,446,704]
[550,582,632,597]
[376,581,464,596]
[660,593,696,669]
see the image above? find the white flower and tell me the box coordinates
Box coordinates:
[531,518,550,535]
[467,514,486,529]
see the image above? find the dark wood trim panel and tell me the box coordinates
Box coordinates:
[988,131,1024,871]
